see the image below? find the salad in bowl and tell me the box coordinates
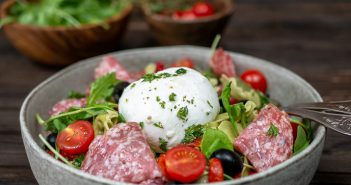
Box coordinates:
[35,44,315,184]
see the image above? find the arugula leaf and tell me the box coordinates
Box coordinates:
[293,126,309,154]
[67,90,86,99]
[43,102,117,133]
[293,118,313,155]
[87,73,119,105]
[221,83,240,137]
[182,124,205,144]
[200,128,233,158]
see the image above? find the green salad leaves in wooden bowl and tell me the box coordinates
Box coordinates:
[0,0,133,66]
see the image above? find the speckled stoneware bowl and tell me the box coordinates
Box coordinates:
[20,46,325,185]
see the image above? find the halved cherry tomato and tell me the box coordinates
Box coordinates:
[56,120,94,155]
[208,158,224,182]
[171,58,194,68]
[172,10,197,20]
[155,61,165,72]
[157,154,169,180]
[165,146,206,183]
[241,69,267,93]
[192,2,214,17]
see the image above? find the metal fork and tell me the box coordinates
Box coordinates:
[284,100,351,136]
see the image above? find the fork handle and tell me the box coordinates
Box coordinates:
[284,106,351,136]
[290,100,351,115]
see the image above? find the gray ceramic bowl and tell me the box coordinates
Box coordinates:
[20,46,325,185]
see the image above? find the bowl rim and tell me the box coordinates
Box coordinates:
[140,0,235,24]
[0,0,133,31]
[19,46,325,185]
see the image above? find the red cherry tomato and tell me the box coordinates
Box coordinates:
[192,2,214,17]
[165,146,206,183]
[56,120,94,155]
[171,58,194,68]
[291,122,299,141]
[172,10,197,20]
[157,154,170,180]
[208,158,224,182]
[241,69,268,93]
[155,61,165,72]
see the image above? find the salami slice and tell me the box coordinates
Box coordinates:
[81,123,165,185]
[49,98,86,116]
[94,56,141,83]
[234,104,293,172]
[209,48,236,77]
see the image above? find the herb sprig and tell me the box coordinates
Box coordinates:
[142,68,187,83]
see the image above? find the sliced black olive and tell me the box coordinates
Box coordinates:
[112,82,130,102]
[46,133,57,148]
[210,149,243,176]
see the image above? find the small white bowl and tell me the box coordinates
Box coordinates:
[20,46,325,185]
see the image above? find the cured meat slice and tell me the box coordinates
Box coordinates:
[234,104,293,172]
[94,56,141,83]
[81,123,165,185]
[209,48,236,77]
[49,98,86,116]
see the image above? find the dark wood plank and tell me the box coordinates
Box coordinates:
[0,167,37,185]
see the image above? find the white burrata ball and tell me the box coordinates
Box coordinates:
[118,67,220,152]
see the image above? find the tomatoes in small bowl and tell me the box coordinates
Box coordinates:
[56,120,94,155]
[171,2,215,20]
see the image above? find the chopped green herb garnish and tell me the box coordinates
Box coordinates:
[175,68,187,74]
[156,96,161,102]
[206,112,210,116]
[182,124,204,143]
[141,68,187,83]
[177,106,189,121]
[207,100,213,109]
[169,93,176,101]
[160,101,166,109]
[159,138,168,152]
[267,123,279,137]
[153,122,164,129]
[131,83,136,88]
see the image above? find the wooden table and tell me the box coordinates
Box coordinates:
[0,0,350,184]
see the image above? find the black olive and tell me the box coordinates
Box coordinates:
[112,82,130,102]
[210,149,243,176]
[46,133,57,148]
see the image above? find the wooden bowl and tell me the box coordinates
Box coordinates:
[0,0,133,66]
[141,0,234,46]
